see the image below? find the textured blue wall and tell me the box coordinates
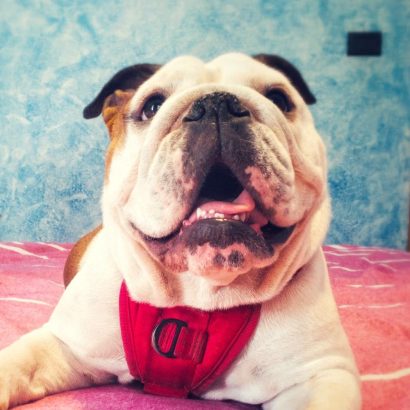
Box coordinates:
[1,0,409,248]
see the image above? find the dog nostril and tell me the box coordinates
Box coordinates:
[183,92,249,122]
[226,98,250,118]
[184,101,206,122]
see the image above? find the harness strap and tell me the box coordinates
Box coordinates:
[119,282,261,398]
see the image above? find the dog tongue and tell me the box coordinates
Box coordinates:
[186,189,269,232]
[200,189,256,214]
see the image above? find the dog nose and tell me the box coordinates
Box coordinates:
[184,92,250,122]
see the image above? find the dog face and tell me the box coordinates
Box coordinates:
[84,53,330,297]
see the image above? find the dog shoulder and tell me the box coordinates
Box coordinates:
[63,226,102,287]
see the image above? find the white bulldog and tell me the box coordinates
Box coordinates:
[0,53,361,409]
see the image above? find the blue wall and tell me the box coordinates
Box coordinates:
[1,0,409,248]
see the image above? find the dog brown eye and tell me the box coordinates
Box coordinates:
[266,89,293,113]
[141,94,165,121]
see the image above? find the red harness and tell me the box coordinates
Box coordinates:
[119,282,261,398]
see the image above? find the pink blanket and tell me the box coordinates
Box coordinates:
[0,242,409,409]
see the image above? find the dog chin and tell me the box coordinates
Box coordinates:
[130,216,295,281]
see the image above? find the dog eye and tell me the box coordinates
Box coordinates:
[266,89,293,113]
[140,94,165,121]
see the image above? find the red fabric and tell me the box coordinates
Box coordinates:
[0,242,409,409]
[119,282,261,398]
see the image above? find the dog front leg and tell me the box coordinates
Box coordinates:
[0,327,113,409]
[262,369,361,410]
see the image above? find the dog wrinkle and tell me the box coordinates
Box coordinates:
[260,132,290,171]
[243,165,294,215]
[219,124,293,205]
[253,266,269,288]
[141,145,197,225]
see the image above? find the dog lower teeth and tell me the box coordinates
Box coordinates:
[182,190,267,234]
[187,207,248,227]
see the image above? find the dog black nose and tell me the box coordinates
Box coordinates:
[184,92,250,122]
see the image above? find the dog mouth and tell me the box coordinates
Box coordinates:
[136,163,295,248]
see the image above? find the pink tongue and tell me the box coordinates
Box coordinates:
[186,189,269,232]
[199,189,256,214]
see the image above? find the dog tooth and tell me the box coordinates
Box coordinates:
[209,209,215,214]
[215,212,224,219]
[196,208,203,219]
[240,213,247,222]
[233,215,240,220]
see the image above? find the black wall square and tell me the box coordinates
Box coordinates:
[347,32,382,56]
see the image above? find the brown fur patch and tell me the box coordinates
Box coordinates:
[63,225,102,287]
[102,91,133,182]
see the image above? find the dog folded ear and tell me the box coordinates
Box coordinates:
[253,54,316,105]
[83,64,161,119]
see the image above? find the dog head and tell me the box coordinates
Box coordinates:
[84,53,330,307]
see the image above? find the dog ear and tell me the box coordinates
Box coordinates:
[100,89,135,130]
[83,64,161,119]
[253,54,316,105]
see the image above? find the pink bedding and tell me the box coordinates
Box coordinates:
[0,242,409,409]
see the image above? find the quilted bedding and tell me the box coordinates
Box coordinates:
[0,242,409,410]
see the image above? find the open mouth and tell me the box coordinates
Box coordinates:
[184,164,267,232]
[139,163,295,246]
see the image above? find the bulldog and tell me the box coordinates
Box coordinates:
[0,53,361,409]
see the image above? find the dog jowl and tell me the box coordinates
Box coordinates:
[0,53,361,409]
